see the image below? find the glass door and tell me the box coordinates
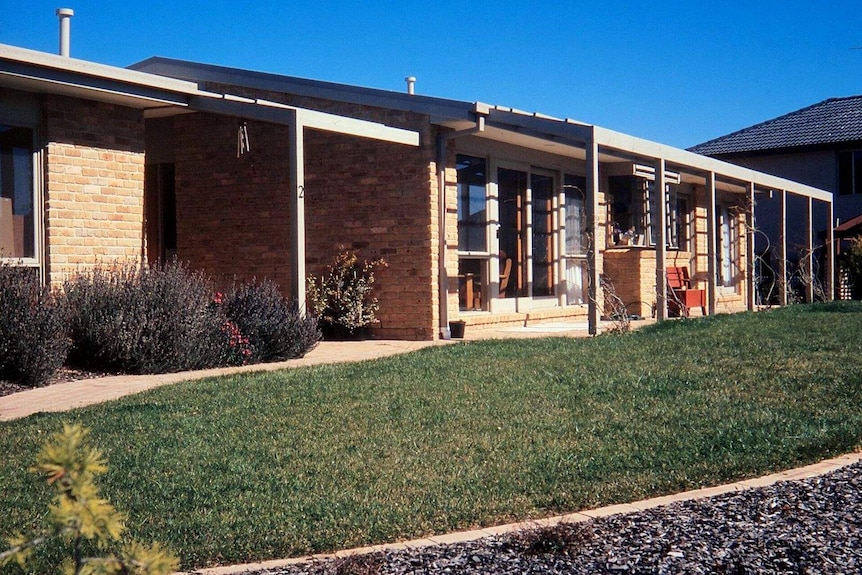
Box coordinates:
[531,173,554,297]
[497,167,527,298]
[496,166,556,300]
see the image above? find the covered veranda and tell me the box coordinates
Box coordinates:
[437,107,834,335]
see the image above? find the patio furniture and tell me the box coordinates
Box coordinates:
[667,266,706,317]
[499,253,512,294]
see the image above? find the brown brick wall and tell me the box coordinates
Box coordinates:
[43,95,145,285]
[304,123,439,340]
[172,97,440,339]
[172,113,294,289]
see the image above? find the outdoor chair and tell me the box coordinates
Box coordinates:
[667,266,706,317]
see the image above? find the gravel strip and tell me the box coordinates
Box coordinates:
[239,461,862,574]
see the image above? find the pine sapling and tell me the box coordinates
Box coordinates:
[0,423,179,575]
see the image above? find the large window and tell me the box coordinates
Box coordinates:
[456,155,488,311]
[717,204,739,288]
[454,154,590,308]
[456,155,487,252]
[0,125,35,259]
[838,150,862,196]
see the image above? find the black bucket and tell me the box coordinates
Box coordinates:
[449,320,466,339]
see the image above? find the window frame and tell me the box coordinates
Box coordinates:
[609,174,688,249]
[0,123,42,272]
[837,150,862,196]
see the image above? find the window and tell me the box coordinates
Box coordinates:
[838,150,862,196]
[669,191,690,250]
[564,174,588,304]
[531,173,554,297]
[456,155,487,252]
[717,204,739,288]
[609,175,686,248]
[0,125,35,259]
[456,155,488,311]
[564,174,587,255]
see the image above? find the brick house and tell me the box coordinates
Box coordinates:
[690,96,862,301]
[0,43,834,340]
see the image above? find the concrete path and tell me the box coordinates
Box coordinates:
[0,321,608,422]
[0,339,446,422]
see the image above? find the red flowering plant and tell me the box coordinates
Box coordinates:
[210,291,254,365]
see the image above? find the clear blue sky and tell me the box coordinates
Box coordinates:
[2,0,860,148]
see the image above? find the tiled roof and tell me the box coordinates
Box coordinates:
[688,95,862,155]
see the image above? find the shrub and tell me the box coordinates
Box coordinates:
[0,264,69,387]
[307,250,386,337]
[0,422,178,574]
[64,262,229,374]
[846,236,862,299]
[222,279,320,362]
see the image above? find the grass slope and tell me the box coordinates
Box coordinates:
[1,302,861,570]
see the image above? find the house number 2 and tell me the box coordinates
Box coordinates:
[297,185,305,198]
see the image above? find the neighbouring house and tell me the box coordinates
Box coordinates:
[689,96,862,301]
[0,42,834,340]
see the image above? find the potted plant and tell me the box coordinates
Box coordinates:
[307,250,387,339]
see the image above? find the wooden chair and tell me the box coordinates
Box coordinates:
[666,266,706,317]
[499,255,513,294]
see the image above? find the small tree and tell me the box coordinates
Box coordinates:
[307,250,387,337]
[0,423,178,575]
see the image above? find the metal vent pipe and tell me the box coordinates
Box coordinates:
[405,76,416,95]
[56,8,74,57]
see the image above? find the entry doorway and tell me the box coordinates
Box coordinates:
[144,163,177,264]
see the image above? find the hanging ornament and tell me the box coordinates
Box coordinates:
[237,122,251,157]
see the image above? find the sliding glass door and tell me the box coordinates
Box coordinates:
[496,165,556,301]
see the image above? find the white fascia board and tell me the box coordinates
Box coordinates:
[486,108,592,143]
[296,108,419,146]
[188,94,419,147]
[253,97,419,146]
[0,43,201,96]
[0,69,191,108]
[593,125,832,203]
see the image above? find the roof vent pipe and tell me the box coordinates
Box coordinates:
[56,8,74,57]
[405,76,416,95]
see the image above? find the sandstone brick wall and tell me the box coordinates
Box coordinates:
[603,248,695,318]
[43,95,145,285]
[304,124,439,340]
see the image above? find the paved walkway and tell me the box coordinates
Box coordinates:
[0,321,608,422]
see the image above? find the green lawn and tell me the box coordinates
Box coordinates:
[2,302,861,571]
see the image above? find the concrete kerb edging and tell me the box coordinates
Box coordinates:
[184,452,862,575]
